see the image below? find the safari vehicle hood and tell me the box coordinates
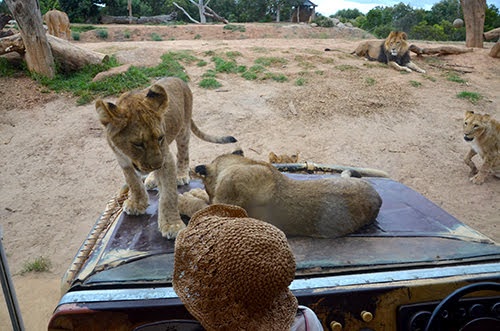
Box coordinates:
[60,171,500,294]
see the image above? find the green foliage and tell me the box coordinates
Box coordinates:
[254,56,287,67]
[223,24,246,32]
[295,77,306,86]
[70,25,97,33]
[151,32,163,41]
[0,58,21,77]
[71,31,80,40]
[95,29,108,39]
[194,34,202,39]
[365,77,376,86]
[21,256,51,274]
[457,91,483,104]
[199,77,222,89]
[311,16,334,27]
[263,72,288,82]
[124,30,131,38]
[334,8,363,20]
[212,57,239,73]
[410,80,422,87]
[446,72,467,84]
[34,51,193,104]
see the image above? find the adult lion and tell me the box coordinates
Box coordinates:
[95,77,237,239]
[352,31,425,73]
[192,150,382,238]
[463,110,500,184]
[43,9,71,40]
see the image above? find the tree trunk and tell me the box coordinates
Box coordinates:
[198,0,206,24]
[460,0,487,48]
[5,0,55,78]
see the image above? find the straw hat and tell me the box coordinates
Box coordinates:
[173,204,298,331]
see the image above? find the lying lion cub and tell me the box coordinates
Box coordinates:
[463,110,500,184]
[95,77,237,239]
[193,150,382,238]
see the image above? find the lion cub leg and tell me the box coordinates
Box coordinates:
[464,149,479,177]
[121,166,149,215]
[175,128,191,186]
[144,172,158,190]
[156,150,186,239]
[471,155,494,185]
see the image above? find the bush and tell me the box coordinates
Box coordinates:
[312,16,334,28]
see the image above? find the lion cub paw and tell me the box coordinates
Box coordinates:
[122,198,149,215]
[470,174,485,185]
[176,175,190,186]
[144,173,157,190]
[159,220,186,239]
[178,189,210,217]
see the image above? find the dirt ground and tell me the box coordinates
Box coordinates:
[0,23,499,330]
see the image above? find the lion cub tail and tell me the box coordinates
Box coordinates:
[190,119,237,144]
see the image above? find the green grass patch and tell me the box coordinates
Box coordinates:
[95,29,108,39]
[457,91,483,104]
[71,32,80,41]
[70,25,97,33]
[423,74,437,82]
[365,77,376,86]
[410,80,422,87]
[446,72,467,84]
[199,77,222,89]
[335,64,357,71]
[21,256,51,275]
[36,51,193,104]
[295,77,306,86]
[223,24,246,32]
[194,34,202,40]
[124,30,131,39]
[263,72,288,82]
[151,32,163,41]
[0,58,23,77]
[255,57,288,67]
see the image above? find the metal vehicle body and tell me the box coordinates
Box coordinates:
[48,168,500,331]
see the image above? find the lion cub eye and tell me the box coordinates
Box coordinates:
[158,135,165,144]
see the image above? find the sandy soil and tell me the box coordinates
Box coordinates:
[0,23,499,330]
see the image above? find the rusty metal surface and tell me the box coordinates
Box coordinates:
[69,174,499,290]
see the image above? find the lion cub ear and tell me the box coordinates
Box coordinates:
[146,84,169,110]
[95,99,126,129]
[400,31,408,40]
[465,110,475,116]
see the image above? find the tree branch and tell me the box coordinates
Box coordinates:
[173,1,200,24]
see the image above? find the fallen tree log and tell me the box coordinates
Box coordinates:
[483,27,500,41]
[409,44,473,56]
[101,13,177,24]
[1,33,109,71]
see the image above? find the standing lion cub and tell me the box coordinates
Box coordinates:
[463,110,500,184]
[193,150,382,238]
[95,77,237,239]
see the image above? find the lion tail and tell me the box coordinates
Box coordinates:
[190,119,237,144]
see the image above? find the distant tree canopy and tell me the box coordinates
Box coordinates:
[334,0,499,41]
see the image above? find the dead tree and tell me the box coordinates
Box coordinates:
[460,0,487,48]
[173,0,228,24]
[5,0,55,78]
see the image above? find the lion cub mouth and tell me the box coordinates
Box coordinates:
[464,135,474,142]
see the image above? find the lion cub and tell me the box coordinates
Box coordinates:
[194,150,382,238]
[95,77,237,239]
[463,110,500,184]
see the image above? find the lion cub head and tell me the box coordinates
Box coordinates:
[385,31,409,57]
[95,84,169,173]
[463,110,490,142]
